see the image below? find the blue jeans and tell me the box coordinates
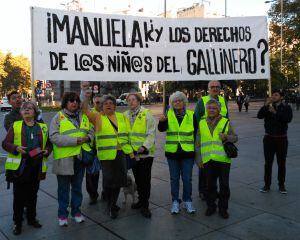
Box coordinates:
[57,159,85,218]
[167,158,194,202]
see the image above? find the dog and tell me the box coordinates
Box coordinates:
[122,174,137,205]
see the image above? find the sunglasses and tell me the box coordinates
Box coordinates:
[69,98,79,103]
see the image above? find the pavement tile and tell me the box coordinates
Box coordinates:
[0,205,96,240]
[103,207,212,240]
[193,231,240,240]
[222,213,300,240]
[39,224,120,240]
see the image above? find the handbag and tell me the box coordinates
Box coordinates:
[81,148,96,166]
[221,120,238,158]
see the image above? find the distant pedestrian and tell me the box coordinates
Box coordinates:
[2,101,52,235]
[244,94,250,112]
[159,91,197,214]
[196,99,237,219]
[257,90,293,194]
[236,94,244,112]
[296,92,300,111]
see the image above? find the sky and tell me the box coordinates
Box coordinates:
[0,0,272,58]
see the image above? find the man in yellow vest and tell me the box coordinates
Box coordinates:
[196,99,237,219]
[194,80,229,201]
[124,93,156,218]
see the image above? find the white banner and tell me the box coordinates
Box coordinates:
[31,7,270,81]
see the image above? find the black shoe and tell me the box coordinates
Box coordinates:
[13,224,22,235]
[109,209,118,219]
[205,208,216,216]
[259,186,270,193]
[89,197,98,205]
[140,207,152,218]
[279,186,287,194]
[131,201,142,209]
[199,193,206,201]
[28,219,42,228]
[219,210,229,219]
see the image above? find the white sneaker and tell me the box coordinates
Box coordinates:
[58,217,68,227]
[183,201,196,214]
[171,201,180,214]
[73,213,85,223]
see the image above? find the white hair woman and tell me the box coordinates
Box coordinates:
[158,91,198,214]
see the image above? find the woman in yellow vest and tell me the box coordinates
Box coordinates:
[2,101,52,235]
[124,93,156,218]
[158,91,198,214]
[50,92,94,226]
[82,93,134,219]
[196,99,237,219]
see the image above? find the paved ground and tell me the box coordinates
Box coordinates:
[0,101,300,240]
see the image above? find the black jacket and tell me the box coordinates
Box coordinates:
[257,102,293,136]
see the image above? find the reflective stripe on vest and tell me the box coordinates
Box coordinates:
[165,109,195,153]
[53,111,91,160]
[202,96,227,119]
[124,109,155,154]
[96,112,132,160]
[5,121,48,172]
[199,117,231,164]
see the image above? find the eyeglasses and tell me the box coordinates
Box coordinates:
[69,99,79,103]
[210,86,221,90]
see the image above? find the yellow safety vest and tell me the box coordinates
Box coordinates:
[5,120,48,173]
[202,95,227,119]
[165,109,195,153]
[96,112,132,160]
[199,117,231,164]
[53,111,91,160]
[124,108,155,154]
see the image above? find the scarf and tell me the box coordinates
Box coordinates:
[174,108,186,119]
[63,108,80,128]
[129,105,141,126]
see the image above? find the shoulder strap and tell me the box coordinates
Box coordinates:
[222,119,230,133]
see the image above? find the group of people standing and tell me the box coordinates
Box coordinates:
[2,80,293,236]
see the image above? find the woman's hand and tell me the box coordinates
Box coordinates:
[16,146,27,154]
[159,115,167,122]
[219,133,227,141]
[42,150,49,156]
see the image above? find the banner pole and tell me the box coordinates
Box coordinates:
[30,7,36,102]
[162,0,167,114]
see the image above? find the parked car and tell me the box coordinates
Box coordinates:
[0,97,12,111]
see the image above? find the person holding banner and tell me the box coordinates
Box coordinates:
[2,101,52,235]
[158,91,198,214]
[196,99,237,219]
[82,92,135,219]
[194,80,228,201]
[50,92,94,226]
[124,93,156,218]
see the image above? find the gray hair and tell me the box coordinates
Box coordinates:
[169,91,188,109]
[205,99,221,111]
[208,80,221,89]
[20,101,38,116]
[100,95,116,108]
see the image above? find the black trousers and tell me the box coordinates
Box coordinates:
[205,160,230,211]
[132,157,154,208]
[104,187,120,210]
[13,180,40,225]
[263,136,288,187]
[86,172,100,199]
